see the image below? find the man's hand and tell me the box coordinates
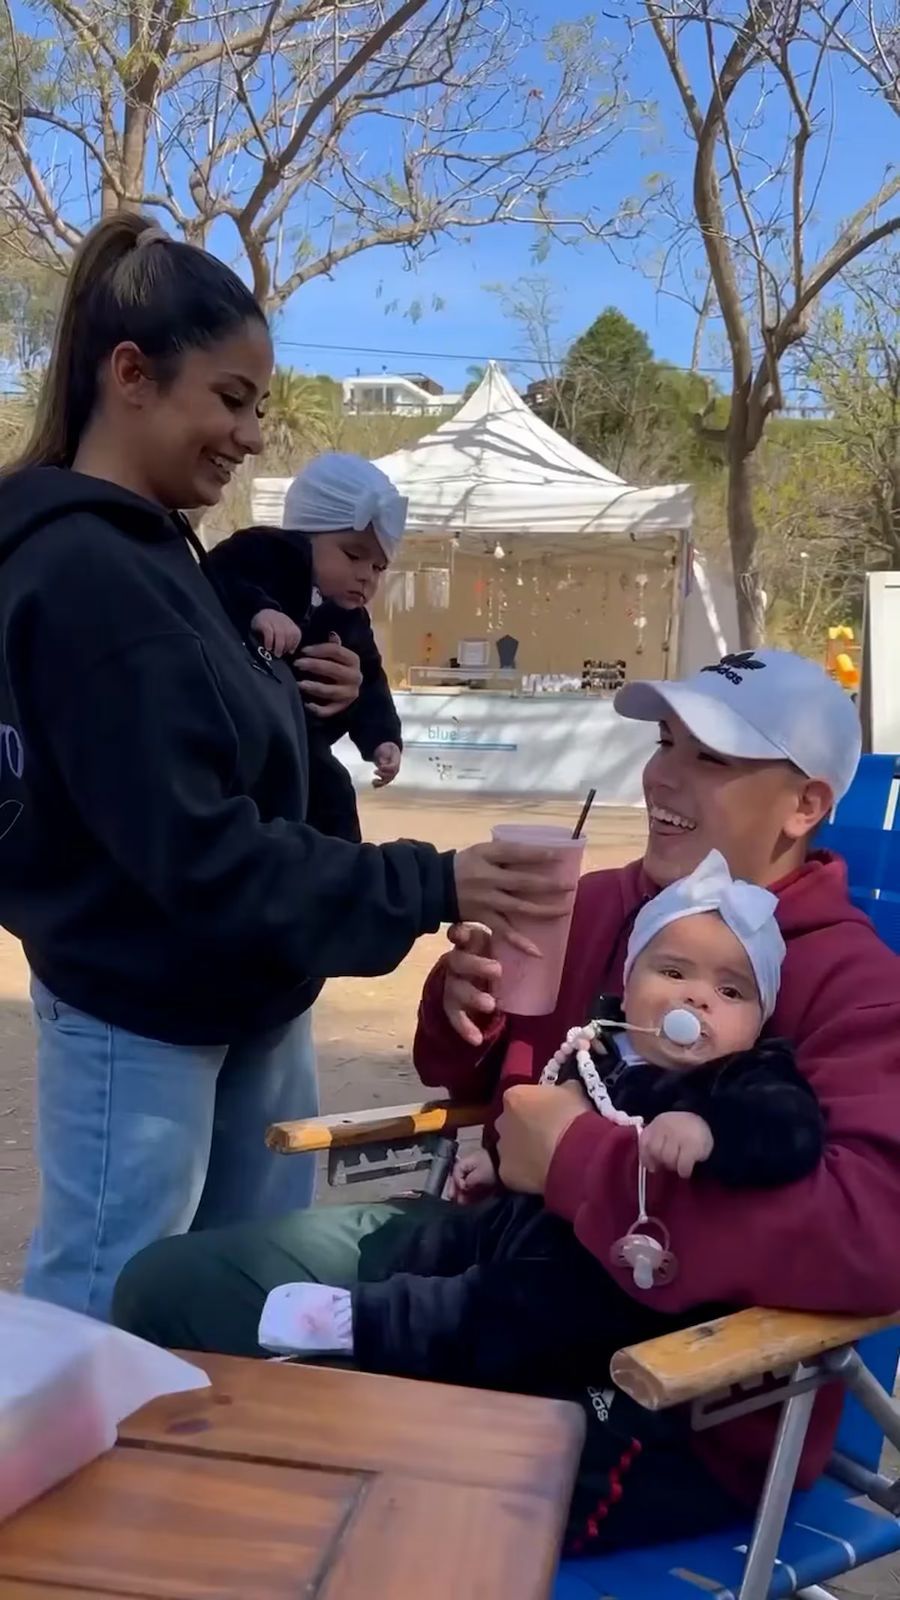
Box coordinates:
[495,1080,591,1195]
[640,1111,714,1179]
[252,608,302,658]
[372,742,401,788]
[442,923,503,1046]
[295,634,362,718]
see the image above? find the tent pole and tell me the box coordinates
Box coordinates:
[664,531,689,681]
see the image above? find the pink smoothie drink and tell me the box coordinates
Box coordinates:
[490,824,586,1016]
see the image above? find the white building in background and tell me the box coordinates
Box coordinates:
[342,372,462,415]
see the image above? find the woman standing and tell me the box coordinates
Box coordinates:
[0,214,562,1319]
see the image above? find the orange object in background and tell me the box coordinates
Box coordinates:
[834,652,860,689]
[825,627,861,692]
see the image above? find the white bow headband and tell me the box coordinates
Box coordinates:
[282,453,408,560]
[624,849,785,1019]
[350,484,407,549]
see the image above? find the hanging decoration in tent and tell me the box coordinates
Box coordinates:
[424,568,450,609]
[384,569,416,616]
[383,570,403,618]
[634,570,649,655]
[497,565,509,630]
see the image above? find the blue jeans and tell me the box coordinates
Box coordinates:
[24,977,319,1321]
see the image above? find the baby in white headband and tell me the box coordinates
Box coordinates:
[609,849,788,1176]
[624,846,784,1060]
[207,453,408,816]
[258,851,826,1373]
[541,849,809,1182]
[450,848,798,1196]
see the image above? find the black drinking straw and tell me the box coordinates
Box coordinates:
[572,788,596,840]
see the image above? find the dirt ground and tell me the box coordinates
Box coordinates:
[1,792,896,1596]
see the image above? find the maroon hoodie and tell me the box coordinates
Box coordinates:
[414,852,900,1505]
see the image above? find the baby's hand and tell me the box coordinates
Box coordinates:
[446,1146,498,1204]
[252,608,302,658]
[640,1111,713,1179]
[372,741,402,789]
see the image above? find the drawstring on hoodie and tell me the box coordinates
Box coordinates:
[178,514,210,570]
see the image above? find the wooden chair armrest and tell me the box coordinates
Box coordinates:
[610,1305,900,1412]
[266,1100,490,1155]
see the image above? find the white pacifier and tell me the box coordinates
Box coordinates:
[660,1008,702,1047]
[573,1009,702,1048]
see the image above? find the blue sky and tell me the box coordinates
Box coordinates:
[9,0,897,394]
[269,5,897,394]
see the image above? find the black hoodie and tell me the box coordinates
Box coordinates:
[0,468,456,1044]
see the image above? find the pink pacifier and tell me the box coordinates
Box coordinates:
[610,1219,678,1290]
[611,1150,678,1290]
[539,1010,687,1293]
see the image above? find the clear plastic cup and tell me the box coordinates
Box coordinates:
[490,823,586,1016]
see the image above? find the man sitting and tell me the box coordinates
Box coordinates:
[113,649,900,1555]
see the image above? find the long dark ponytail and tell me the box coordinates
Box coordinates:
[6,212,266,475]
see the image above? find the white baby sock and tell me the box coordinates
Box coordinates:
[258,1282,354,1356]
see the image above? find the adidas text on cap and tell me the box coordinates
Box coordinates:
[614,649,861,802]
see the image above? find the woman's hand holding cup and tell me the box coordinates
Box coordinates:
[452,839,573,953]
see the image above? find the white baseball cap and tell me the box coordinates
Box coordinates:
[615,648,861,802]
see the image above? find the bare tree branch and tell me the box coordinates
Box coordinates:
[643,0,900,647]
[0,125,81,249]
[237,0,435,300]
[0,0,638,314]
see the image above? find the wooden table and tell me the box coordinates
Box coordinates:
[0,1353,584,1600]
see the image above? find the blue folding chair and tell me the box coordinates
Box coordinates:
[269,751,900,1600]
[819,752,900,951]
[552,1316,900,1600]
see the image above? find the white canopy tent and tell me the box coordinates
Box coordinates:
[248,366,738,801]
[251,361,692,551]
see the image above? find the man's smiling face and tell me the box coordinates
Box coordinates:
[641,713,826,887]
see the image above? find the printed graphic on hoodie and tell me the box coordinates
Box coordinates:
[0,721,24,841]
